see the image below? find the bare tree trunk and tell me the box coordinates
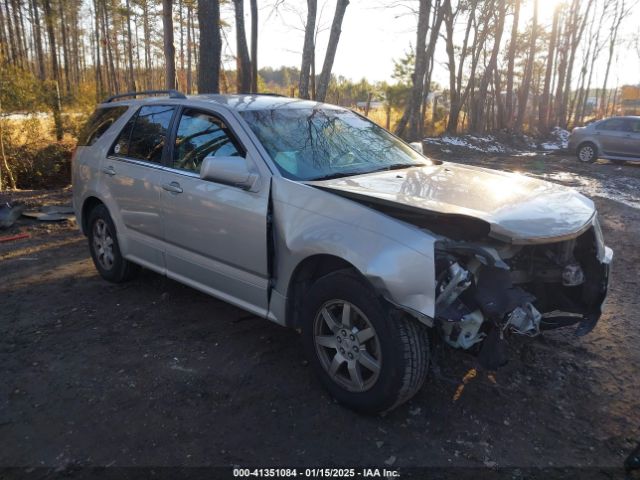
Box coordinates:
[394,0,431,139]
[42,0,59,83]
[10,0,26,68]
[470,0,506,133]
[30,0,46,80]
[0,3,8,63]
[599,0,626,118]
[504,0,520,128]
[418,0,445,137]
[515,0,538,132]
[100,2,118,94]
[233,0,251,93]
[162,0,176,90]
[142,0,152,90]
[299,0,317,99]
[186,2,192,94]
[445,1,473,133]
[197,0,222,93]
[45,0,62,139]
[179,0,184,74]
[57,0,72,95]
[539,5,560,132]
[43,0,63,140]
[250,0,258,92]
[92,0,103,100]
[316,0,349,102]
[3,0,18,65]
[125,0,136,91]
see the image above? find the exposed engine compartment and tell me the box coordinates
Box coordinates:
[435,225,610,369]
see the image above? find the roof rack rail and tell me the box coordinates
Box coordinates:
[254,92,286,97]
[103,89,186,103]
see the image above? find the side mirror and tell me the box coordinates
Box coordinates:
[200,156,259,190]
[409,142,423,154]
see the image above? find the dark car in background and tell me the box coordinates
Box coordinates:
[569,116,640,164]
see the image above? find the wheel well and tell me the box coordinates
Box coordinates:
[81,197,103,235]
[285,255,359,329]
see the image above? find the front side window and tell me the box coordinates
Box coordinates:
[239,108,430,181]
[77,106,128,146]
[628,119,640,133]
[173,109,242,173]
[112,105,176,163]
[596,118,628,132]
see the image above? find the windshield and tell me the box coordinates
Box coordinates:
[239,107,432,181]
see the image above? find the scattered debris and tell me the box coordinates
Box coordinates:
[376,441,384,449]
[0,202,26,229]
[409,407,422,416]
[625,442,640,474]
[22,204,75,222]
[452,368,478,402]
[483,458,498,468]
[384,455,397,466]
[0,232,30,243]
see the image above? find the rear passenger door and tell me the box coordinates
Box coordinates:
[595,118,629,156]
[624,118,640,158]
[104,104,177,271]
[159,107,271,317]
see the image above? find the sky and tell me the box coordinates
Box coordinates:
[222,0,640,89]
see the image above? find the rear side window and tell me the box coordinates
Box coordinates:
[77,106,128,146]
[111,105,176,163]
[596,118,629,132]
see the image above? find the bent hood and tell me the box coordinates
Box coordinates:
[306,163,596,244]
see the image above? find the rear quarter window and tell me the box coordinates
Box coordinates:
[77,106,129,146]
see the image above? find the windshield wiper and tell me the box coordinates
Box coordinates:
[308,171,367,181]
[367,163,425,174]
[308,163,425,182]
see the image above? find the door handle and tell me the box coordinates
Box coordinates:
[162,181,183,194]
[101,166,116,176]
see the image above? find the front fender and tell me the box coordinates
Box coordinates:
[271,177,437,324]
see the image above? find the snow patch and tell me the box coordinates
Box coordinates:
[540,127,570,151]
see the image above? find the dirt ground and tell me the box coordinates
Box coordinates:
[1,150,639,476]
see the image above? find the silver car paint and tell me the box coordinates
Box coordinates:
[569,116,640,162]
[306,163,597,244]
[268,177,438,324]
[74,95,612,330]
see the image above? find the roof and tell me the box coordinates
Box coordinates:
[191,94,326,111]
[101,92,333,112]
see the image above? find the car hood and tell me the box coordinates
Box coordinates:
[305,163,596,244]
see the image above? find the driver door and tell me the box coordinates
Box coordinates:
[160,107,271,317]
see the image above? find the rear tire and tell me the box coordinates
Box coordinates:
[577,142,597,163]
[301,269,429,414]
[87,204,139,283]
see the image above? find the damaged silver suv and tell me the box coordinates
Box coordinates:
[73,91,612,413]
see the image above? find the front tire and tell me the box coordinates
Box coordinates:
[87,204,139,283]
[301,270,429,414]
[577,142,597,163]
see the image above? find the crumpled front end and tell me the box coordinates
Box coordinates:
[434,216,612,369]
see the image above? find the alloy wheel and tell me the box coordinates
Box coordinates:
[313,300,382,392]
[579,145,594,162]
[92,218,115,270]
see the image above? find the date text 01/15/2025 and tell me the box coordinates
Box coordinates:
[233,468,400,478]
